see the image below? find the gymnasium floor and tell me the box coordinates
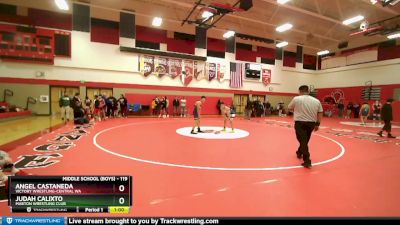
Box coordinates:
[1,115,400,216]
[0,116,63,147]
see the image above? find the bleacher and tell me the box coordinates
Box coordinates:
[0,90,32,120]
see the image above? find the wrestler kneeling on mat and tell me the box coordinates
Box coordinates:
[220,102,235,133]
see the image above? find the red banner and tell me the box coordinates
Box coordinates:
[262,69,271,86]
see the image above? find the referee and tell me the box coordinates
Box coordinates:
[288,85,323,169]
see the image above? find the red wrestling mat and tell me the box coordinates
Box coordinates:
[1,117,400,216]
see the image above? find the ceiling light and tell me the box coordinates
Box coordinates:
[387,32,400,39]
[317,50,330,56]
[342,15,365,25]
[202,11,214,18]
[276,23,293,32]
[276,41,288,48]
[55,0,69,10]
[152,17,163,27]
[223,30,235,38]
[277,0,291,4]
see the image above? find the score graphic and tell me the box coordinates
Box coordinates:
[8,176,132,213]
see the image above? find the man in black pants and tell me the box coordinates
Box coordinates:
[191,96,206,134]
[288,85,323,169]
[377,98,396,138]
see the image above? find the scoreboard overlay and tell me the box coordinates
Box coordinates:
[8,176,132,213]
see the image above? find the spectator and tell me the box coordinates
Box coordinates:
[155,97,161,116]
[264,100,271,116]
[372,100,382,125]
[93,95,101,122]
[151,99,157,116]
[353,103,360,119]
[217,99,222,115]
[337,100,345,118]
[165,96,169,118]
[106,94,118,118]
[73,105,89,125]
[71,93,82,110]
[245,100,252,120]
[59,93,71,122]
[180,97,187,117]
[345,102,353,119]
[84,96,92,117]
[173,97,180,117]
[0,151,22,185]
[158,97,165,118]
[277,101,285,117]
[118,94,128,118]
[0,105,6,113]
[360,102,370,125]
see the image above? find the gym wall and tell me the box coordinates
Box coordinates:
[0,82,49,115]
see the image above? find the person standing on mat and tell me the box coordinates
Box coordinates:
[337,100,345,118]
[173,97,180,117]
[360,102,370,126]
[59,92,71,122]
[288,85,323,169]
[180,97,187,117]
[220,102,234,133]
[191,96,206,134]
[377,98,396,138]
[345,102,353,119]
[372,100,382,125]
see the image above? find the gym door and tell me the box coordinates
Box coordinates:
[50,86,79,116]
[233,94,248,115]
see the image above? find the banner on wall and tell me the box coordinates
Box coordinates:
[155,57,169,78]
[139,55,155,77]
[262,68,272,86]
[138,55,226,85]
[217,64,225,82]
[182,60,194,86]
[194,61,206,80]
[169,58,183,79]
[208,62,217,81]
[206,62,225,82]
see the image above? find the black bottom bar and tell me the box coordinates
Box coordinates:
[12,207,78,213]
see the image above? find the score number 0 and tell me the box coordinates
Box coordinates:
[118,184,127,205]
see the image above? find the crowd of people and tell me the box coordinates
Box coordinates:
[59,93,128,124]
[332,100,384,125]
[243,99,288,119]
[151,96,187,118]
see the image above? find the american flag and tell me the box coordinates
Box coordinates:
[230,62,243,88]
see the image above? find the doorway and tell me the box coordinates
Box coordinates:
[50,86,79,117]
[233,94,248,115]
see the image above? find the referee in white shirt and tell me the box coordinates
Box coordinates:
[288,85,323,169]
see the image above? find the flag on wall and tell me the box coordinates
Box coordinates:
[230,62,243,88]
[139,55,155,77]
[262,68,272,86]
[208,63,217,81]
